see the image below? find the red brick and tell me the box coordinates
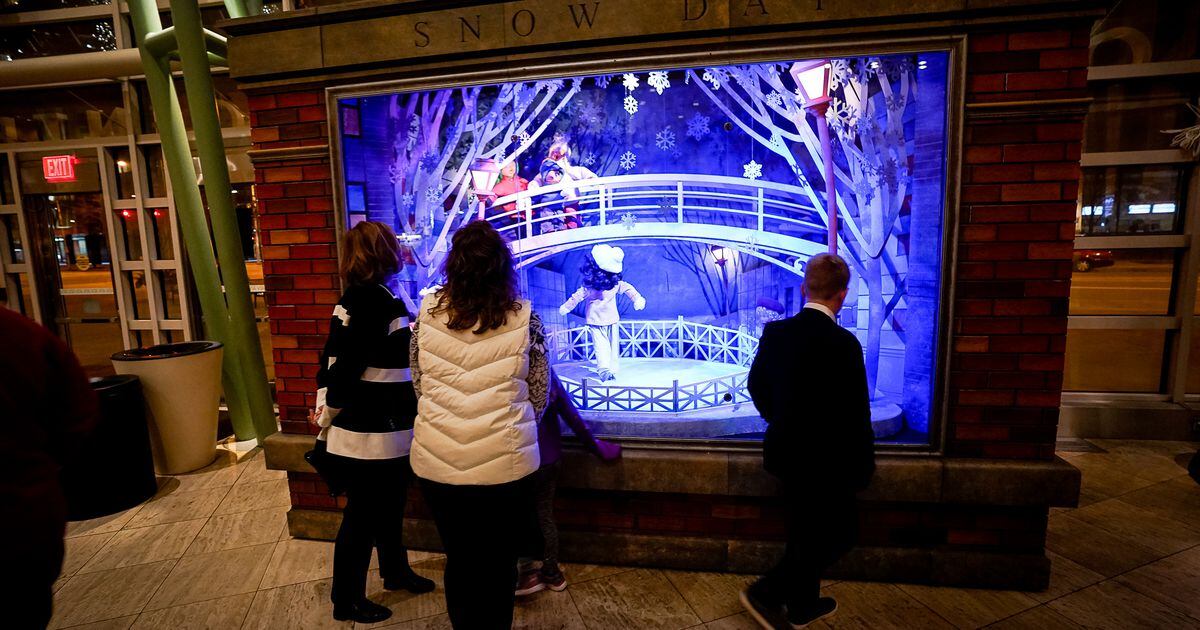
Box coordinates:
[1002,143,1065,162]
[1032,162,1080,182]
[291,244,336,259]
[302,165,332,180]
[955,336,990,353]
[285,182,327,198]
[958,390,1015,406]
[1017,390,1061,407]
[956,299,993,316]
[1025,280,1071,297]
[255,108,300,127]
[988,372,1046,389]
[247,94,277,111]
[1005,71,1069,91]
[962,225,998,242]
[263,166,305,183]
[959,318,1021,334]
[287,214,330,229]
[955,425,1010,442]
[277,91,321,108]
[261,198,307,214]
[958,262,995,280]
[1001,183,1060,202]
[989,335,1049,353]
[1028,242,1073,260]
[1008,30,1072,51]
[307,197,334,212]
[293,275,336,290]
[307,228,337,243]
[965,146,1003,164]
[970,206,1028,223]
[997,224,1060,242]
[972,124,1037,145]
[1022,317,1067,334]
[267,260,313,275]
[268,229,311,245]
[963,243,1028,261]
[994,299,1051,316]
[962,185,1002,203]
[1039,48,1089,69]
[994,261,1057,279]
[969,73,1006,93]
[251,127,280,144]
[261,245,290,260]
[970,164,1033,183]
[1019,354,1064,372]
[255,184,285,199]
[970,33,1009,53]
[297,105,327,122]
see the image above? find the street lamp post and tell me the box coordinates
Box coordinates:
[790,60,837,255]
[469,157,502,221]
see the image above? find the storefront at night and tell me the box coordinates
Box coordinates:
[225,0,1100,588]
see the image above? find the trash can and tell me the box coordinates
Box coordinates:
[62,375,159,521]
[111,341,224,474]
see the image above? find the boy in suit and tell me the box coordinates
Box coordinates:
[741,253,876,628]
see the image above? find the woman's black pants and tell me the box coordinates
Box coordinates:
[419,473,538,630]
[330,456,413,608]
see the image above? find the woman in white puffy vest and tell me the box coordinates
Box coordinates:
[409,220,548,629]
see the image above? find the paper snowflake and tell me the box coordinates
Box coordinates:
[579,101,603,127]
[399,193,415,211]
[766,92,783,107]
[419,152,439,173]
[406,118,420,150]
[686,113,711,140]
[743,160,763,180]
[701,69,721,90]
[655,127,676,151]
[619,151,637,171]
[424,186,442,204]
[580,152,596,167]
[622,73,639,91]
[623,95,639,116]
[620,212,637,230]
[647,71,670,95]
[517,131,532,146]
[594,75,612,88]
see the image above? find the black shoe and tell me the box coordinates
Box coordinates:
[787,597,838,628]
[739,582,791,630]
[332,599,392,623]
[383,569,436,594]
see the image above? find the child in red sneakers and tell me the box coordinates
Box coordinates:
[516,371,621,595]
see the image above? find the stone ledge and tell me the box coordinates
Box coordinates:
[265,432,1079,507]
[287,508,1049,590]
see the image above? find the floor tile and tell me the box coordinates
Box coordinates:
[512,589,586,630]
[570,568,701,630]
[1045,512,1166,577]
[164,451,243,493]
[260,538,337,589]
[125,486,230,529]
[66,505,144,539]
[143,542,275,611]
[663,570,755,622]
[1120,478,1200,528]
[1116,545,1200,621]
[241,578,350,630]
[60,616,138,630]
[1048,580,1197,629]
[129,592,254,629]
[77,519,206,574]
[983,605,1082,629]
[407,550,445,565]
[898,584,1038,629]
[186,506,289,555]
[702,612,760,629]
[60,532,117,578]
[1066,498,1200,556]
[49,560,175,629]
[359,559,449,628]
[214,478,291,516]
[236,451,289,485]
[816,581,954,629]
[1031,551,1104,604]
[377,614,453,630]
[558,562,634,585]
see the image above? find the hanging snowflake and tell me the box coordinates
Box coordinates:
[619,151,637,171]
[579,100,603,127]
[580,152,597,167]
[885,94,906,113]
[829,59,851,91]
[594,75,612,88]
[647,71,670,95]
[517,131,531,146]
[418,152,439,173]
[623,95,639,116]
[686,113,711,140]
[399,193,415,211]
[701,69,721,90]
[622,73,639,91]
[743,160,763,180]
[406,118,420,151]
[655,127,676,151]
[424,186,442,205]
[765,92,784,108]
[620,212,637,230]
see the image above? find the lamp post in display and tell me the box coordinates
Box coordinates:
[469,157,502,221]
[790,60,837,255]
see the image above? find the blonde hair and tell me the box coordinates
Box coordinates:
[548,141,571,162]
[340,221,401,287]
[804,253,850,300]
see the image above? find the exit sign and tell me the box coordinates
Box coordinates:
[43,155,77,183]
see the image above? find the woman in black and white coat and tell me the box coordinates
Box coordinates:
[313,221,434,624]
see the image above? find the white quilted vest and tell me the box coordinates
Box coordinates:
[410,295,540,485]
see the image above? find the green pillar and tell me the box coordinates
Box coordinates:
[126,0,267,442]
[171,0,277,441]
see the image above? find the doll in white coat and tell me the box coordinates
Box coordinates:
[559,244,646,381]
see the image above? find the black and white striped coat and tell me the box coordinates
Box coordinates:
[315,283,417,460]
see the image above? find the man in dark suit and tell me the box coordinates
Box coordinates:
[740,253,876,629]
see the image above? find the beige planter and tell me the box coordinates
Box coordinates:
[112,341,223,474]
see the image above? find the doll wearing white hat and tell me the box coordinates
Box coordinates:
[559,245,646,381]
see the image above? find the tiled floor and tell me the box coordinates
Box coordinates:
[50,439,1200,629]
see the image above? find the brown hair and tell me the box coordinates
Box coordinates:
[339,221,401,287]
[431,220,522,334]
[803,252,851,301]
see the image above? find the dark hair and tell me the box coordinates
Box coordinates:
[340,221,401,287]
[432,220,522,334]
[803,252,851,300]
[580,254,620,291]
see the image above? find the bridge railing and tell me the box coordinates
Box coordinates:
[549,318,759,413]
[485,173,826,250]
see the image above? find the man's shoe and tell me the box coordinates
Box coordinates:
[542,570,568,592]
[787,597,838,628]
[383,568,436,594]
[515,570,545,596]
[332,599,392,623]
[739,585,791,630]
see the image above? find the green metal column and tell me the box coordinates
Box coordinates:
[171,0,277,441]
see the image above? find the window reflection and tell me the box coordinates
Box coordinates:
[1078,165,1186,235]
[0,19,115,61]
[0,85,127,142]
[1085,81,1199,152]
[1064,329,1166,393]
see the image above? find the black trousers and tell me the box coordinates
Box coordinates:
[420,473,538,630]
[6,486,65,629]
[330,456,413,608]
[758,483,858,614]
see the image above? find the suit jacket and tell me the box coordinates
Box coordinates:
[747,308,876,493]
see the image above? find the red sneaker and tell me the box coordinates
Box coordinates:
[515,571,545,596]
[543,571,568,592]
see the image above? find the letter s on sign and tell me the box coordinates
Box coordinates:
[415,20,430,47]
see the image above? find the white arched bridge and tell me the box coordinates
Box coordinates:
[482,173,830,272]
